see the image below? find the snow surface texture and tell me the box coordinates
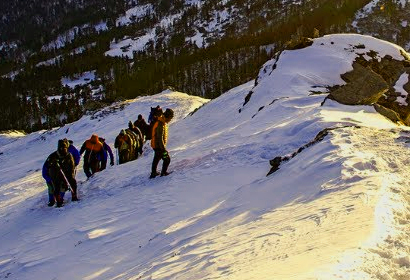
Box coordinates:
[1,34,410,279]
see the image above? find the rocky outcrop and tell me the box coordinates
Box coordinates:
[328,53,410,125]
[329,62,389,105]
[373,104,401,123]
[285,37,314,50]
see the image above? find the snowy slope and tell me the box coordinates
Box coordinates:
[1,34,410,279]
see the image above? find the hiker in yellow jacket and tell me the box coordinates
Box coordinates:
[150,108,174,178]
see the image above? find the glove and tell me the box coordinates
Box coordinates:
[110,160,114,166]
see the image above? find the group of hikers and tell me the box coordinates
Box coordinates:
[42,105,174,207]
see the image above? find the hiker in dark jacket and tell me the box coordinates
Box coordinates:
[42,139,77,207]
[65,139,80,200]
[114,129,132,164]
[99,137,114,170]
[134,114,149,140]
[150,108,174,178]
[79,134,105,178]
[128,121,144,156]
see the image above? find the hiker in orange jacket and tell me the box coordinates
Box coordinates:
[79,134,105,178]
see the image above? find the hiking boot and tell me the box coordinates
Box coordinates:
[56,202,63,208]
[160,171,171,177]
[47,201,55,207]
[149,171,160,179]
[72,196,79,202]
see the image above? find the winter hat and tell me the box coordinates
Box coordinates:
[58,139,69,150]
[164,108,174,119]
[138,114,142,120]
[90,134,99,144]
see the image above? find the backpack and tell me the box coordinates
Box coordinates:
[119,139,129,151]
[125,128,140,152]
[164,108,174,119]
[145,122,154,140]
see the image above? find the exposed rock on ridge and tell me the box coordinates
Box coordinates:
[328,52,410,125]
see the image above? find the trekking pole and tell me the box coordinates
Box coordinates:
[56,162,73,193]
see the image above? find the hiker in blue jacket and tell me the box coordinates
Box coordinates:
[42,139,78,207]
[99,137,114,170]
[67,139,80,166]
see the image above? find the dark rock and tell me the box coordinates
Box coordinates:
[329,62,389,105]
[285,37,314,50]
[327,53,410,125]
[373,103,401,123]
[243,91,253,106]
[267,156,282,176]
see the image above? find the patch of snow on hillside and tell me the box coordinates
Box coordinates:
[116,4,153,26]
[41,23,105,52]
[94,21,108,32]
[187,6,236,48]
[37,43,96,67]
[106,13,183,57]
[2,69,22,80]
[0,41,18,51]
[41,26,84,51]
[61,70,96,88]
[352,0,381,29]
[398,0,410,6]
[394,73,409,106]
[185,0,205,5]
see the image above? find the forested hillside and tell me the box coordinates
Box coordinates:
[1,0,409,132]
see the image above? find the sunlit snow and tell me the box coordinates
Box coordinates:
[1,34,410,280]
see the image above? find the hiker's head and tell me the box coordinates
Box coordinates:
[57,139,69,155]
[153,108,163,118]
[164,108,174,122]
[120,129,126,135]
[138,114,142,120]
[90,134,99,144]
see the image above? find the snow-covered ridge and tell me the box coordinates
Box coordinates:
[0,34,410,279]
[0,130,26,147]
